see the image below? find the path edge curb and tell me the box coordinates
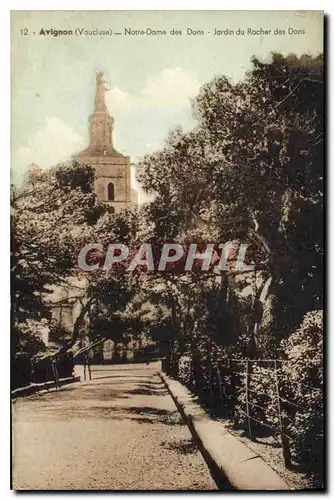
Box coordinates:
[11,376,81,399]
[159,371,290,491]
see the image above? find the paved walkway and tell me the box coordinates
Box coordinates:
[12,363,217,490]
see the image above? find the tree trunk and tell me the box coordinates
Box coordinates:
[72,297,94,346]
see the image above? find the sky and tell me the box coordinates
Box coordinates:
[11,10,323,201]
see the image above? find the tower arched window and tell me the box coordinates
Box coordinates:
[107,182,115,201]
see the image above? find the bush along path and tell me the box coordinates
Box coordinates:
[161,311,323,489]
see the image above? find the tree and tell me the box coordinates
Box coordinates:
[11,161,111,349]
[136,52,323,356]
[135,52,323,487]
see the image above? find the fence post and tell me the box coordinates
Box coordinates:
[245,359,253,440]
[208,362,214,403]
[216,363,223,401]
[274,360,292,468]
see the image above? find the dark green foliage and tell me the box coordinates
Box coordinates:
[137,53,323,487]
[11,161,111,353]
[281,311,323,486]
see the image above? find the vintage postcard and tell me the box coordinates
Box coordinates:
[11,10,324,491]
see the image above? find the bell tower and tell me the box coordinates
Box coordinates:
[75,72,138,212]
[89,72,115,152]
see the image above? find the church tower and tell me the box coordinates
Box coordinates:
[75,72,137,212]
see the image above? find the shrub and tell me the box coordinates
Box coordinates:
[281,310,323,486]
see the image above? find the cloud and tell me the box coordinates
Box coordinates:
[106,68,201,204]
[108,67,200,160]
[12,117,84,186]
[140,67,201,107]
[11,67,201,202]
[106,67,201,111]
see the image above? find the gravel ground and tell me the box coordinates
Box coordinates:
[12,363,217,491]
